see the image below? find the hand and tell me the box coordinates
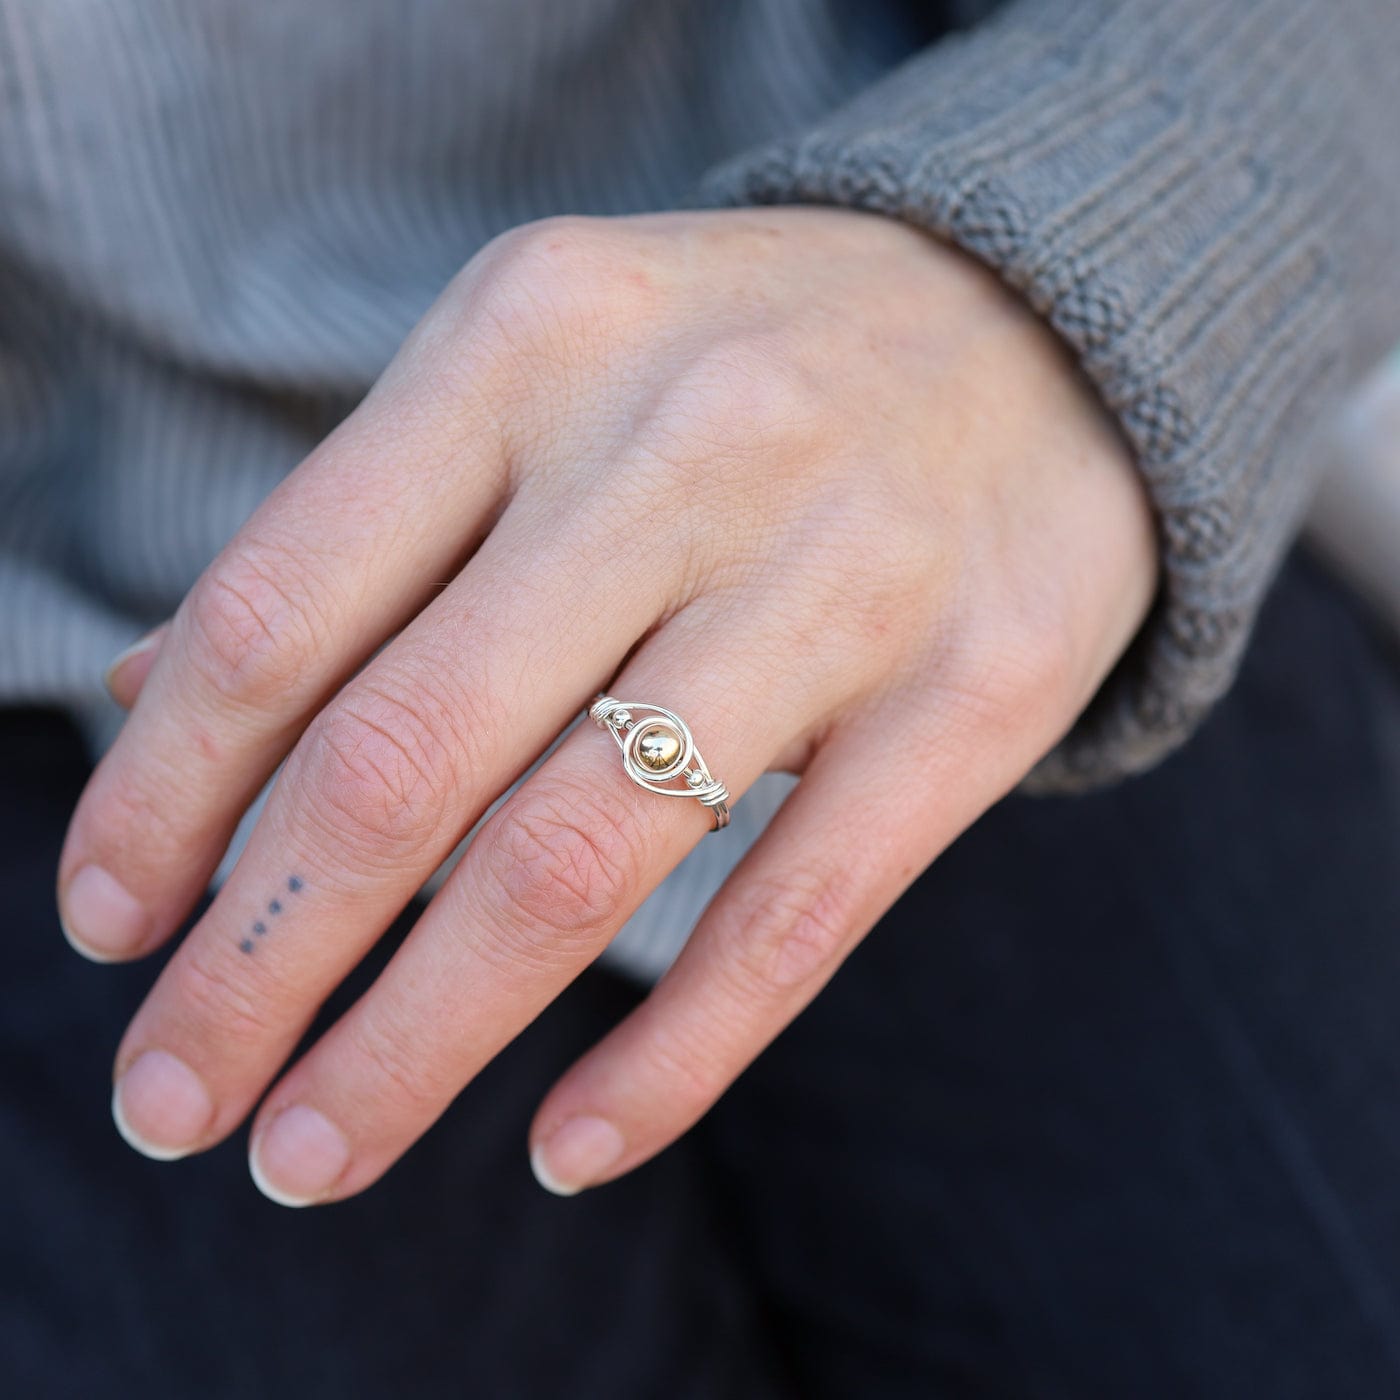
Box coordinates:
[59,207,1156,1203]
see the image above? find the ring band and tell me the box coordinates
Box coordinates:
[589,693,731,832]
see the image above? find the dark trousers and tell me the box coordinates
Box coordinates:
[5,546,1400,1399]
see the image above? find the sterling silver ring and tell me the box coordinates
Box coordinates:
[589,693,731,832]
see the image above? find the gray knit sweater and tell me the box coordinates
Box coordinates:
[3,0,1398,980]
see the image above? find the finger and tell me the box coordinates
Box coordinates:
[57,347,513,962]
[105,483,689,1162]
[240,592,857,1206]
[103,623,169,710]
[525,669,1070,1194]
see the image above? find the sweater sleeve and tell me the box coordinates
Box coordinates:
[684,0,1400,792]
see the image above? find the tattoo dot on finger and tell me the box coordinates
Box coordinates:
[288,875,303,893]
[239,938,255,955]
[268,899,282,915]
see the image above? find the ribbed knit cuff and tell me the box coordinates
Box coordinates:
[686,0,1400,791]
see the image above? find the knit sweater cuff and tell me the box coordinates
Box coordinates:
[686,0,1400,792]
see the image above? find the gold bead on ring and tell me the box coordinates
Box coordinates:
[588,693,731,832]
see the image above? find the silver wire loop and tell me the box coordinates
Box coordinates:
[588,693,731,832]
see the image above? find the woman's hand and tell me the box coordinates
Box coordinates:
[57,207,1156,1203]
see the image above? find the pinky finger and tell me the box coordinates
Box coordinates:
[526,681,1050,1196]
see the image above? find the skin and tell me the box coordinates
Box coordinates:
[58,206,1157,1204]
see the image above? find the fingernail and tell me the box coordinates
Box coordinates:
[61,864,151,961]
[102,626,165,703]
[112,1049,215,1160]
[250,1106,351,1207]
[530,1116,625,1196]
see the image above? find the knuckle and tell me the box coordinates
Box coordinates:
[713,867,855,997]
[478,777,644,960]
[467,215,631,358]
[76,756,195,871]
[301,680,466,860]
[183,545,320,712]
[346,1010,446,1116]
[646,337,828,469]
[483,214,606,281]
[633,1019,725,1114]
[170,944,279,1049]
[937,603,1078,746]
[981,565,1080,698]
[1016,624,1078,717]
[796,503,940,667]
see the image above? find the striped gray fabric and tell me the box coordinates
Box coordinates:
[2,1,1398,980]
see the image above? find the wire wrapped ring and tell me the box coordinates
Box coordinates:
[588,693,731,832]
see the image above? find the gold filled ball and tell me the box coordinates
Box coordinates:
[636,724,681,771]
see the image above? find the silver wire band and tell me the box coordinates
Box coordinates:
[589,693,731,832]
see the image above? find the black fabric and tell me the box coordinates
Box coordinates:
[5,545,1400,1399]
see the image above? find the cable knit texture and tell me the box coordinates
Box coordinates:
[693,0,1400,789]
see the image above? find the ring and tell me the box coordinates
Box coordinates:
[589,693,731,832]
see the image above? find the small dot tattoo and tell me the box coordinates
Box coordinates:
[240,879,303,950]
